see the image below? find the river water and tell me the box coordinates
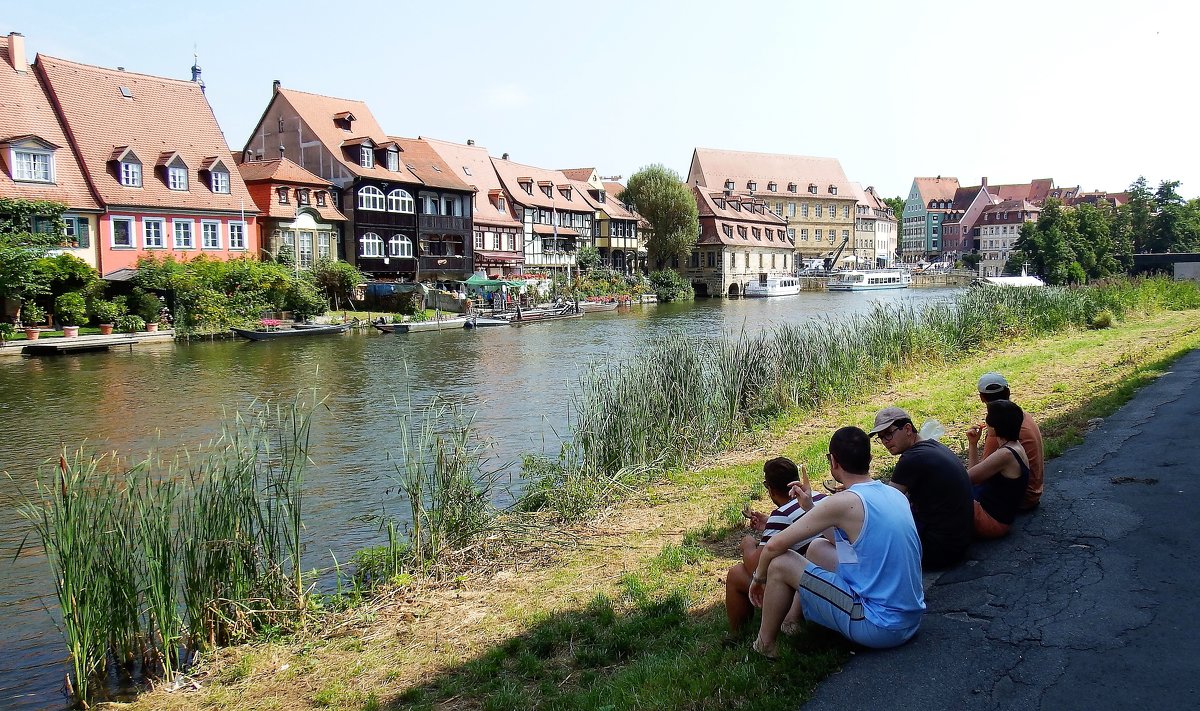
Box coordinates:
[0,287,960,708]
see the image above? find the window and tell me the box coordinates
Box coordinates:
[788,203,796,217]
[143,218,165,248]
[722,224,733,237]
[829,186,838,195]
[706,251,715,267]
[520,181,532,194]
[689,251,699,268]
[360,146,374,168]
[748,181,757,191]
[211,169,230,194]
[768,182,777,192]
[298,231,313,266]
[315,191,326,207]
[112,217,134,247]
[759,253,764,268]
[474,231,484,249]
[120,161,142,187]
[787,228,796,241]
[771,254,776,269]
[387,189,414,213]
[13,149,53,182]
[843,206,850,218]
[317,232,331,259]
[843,229,850,241]
[815,229,822,240]
[496,195,506,212]
[173,220,194,249]
[420,193,439,214]
[202,221,221,249]
[229,222,246,250]
[774,201,783,215]
[361,232,384,257]
[63,216,90,248]
[389,234,413,257]
[277,187,290,204]
[808,184,818,194]
[386,149,399,172]
[815,205,823,218]
[298,189,310,205]
[168,165,188,191]
[358,185,385,210]
[801,228,808,240]
[738,226,748,238]
[752,227,761,240]
[801,203,809,217]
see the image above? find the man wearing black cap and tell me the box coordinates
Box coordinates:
[977,372,1045,510]
[871,407,973,569]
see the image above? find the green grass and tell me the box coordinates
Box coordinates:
[3,326,105,341]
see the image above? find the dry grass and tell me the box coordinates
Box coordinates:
[120,310,1200,711]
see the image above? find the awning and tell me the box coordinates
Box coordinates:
[463,274,526,288]
[474,249,524,263]
[102,267,139,282]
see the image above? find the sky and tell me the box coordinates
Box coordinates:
[6,0,1198,198]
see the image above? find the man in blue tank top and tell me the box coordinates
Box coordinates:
[749,426,925,657]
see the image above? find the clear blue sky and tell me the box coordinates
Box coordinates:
[6,0,1197,198]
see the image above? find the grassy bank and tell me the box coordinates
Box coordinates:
[120,286,1200,710]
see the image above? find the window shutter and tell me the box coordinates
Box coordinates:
[77,219,90,248]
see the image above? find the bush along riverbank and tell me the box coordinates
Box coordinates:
[18,277,1200,709]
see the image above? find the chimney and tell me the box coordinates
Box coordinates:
[7,32,27,73]
[272,79,281,94]
[117,66,125,71]
[501,152,509,160]
[981,176,988,187]
[467,139,475,146]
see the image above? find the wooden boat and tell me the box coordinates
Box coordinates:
[464,316,512,328]
[827,269,911,292]
[375,316,471,333]
[579,300,619,312]
[231,324,349,340]
[510,304,583,325]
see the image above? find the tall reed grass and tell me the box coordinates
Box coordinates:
[16,398,317,706]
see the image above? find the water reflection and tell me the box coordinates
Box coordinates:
[0,287,960,708]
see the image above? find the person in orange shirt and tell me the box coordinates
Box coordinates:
[977,373,1044,510]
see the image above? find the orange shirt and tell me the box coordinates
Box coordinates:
[983,412,1044,510]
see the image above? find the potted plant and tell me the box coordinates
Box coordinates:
[90,299,123,336]
[55,292,88,338]
[0,323,14,345]
[21,302,45,340]
[116,314,145,334]
[145,319,159,333]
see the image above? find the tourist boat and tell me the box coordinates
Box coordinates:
[744,275,802,298]
[826,269,911,292]
[231,324,349,340]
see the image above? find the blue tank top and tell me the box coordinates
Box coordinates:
[834,481,926,630]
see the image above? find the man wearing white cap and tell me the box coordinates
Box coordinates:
[871,406,973,569]
[976,372,1045,510]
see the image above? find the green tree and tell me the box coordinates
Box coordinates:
[0,197,67,304]
[306,259,363,309]
[619,165,699,264]
[883,197,905,221]
[575,245,602,272]
[1126,176,1154,252]
[960,251,982,271]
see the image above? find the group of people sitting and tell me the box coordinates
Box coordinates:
[725,372,1044,657]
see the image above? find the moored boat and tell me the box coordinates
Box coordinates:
[826,269,911,292]
[376,315,471,333]
[579,300,619,312]
[231,324,349,340]
[744,275,802,297]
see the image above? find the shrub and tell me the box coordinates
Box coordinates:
[648,270,694,302]
[285,280,328,320]
[20,301,45,326]
[55,291,88,326]
[116,314,145,333]
[1089,308,1114,329]
[129,287,163,323]
[89,299,123,325]
[0,323,14,343]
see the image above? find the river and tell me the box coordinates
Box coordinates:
[0,287,960,708]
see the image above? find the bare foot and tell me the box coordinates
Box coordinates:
[752,637,779,660]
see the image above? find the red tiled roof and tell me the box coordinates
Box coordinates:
[689,147,857,199]
[237,158,346,221]
[421,137,521,229]
[237,156,331,185]
[0,37,99,210]
[491,157,591,213]
[388,137,473,192]
[691,184,791,248]
[269,87,422,184]
[559,168,595,182]
[36,54,256,213]
[913,177,960,203]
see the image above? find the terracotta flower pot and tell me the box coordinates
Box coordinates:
[99,324,114,336]
[24,328,40,341]
[145,322,159,333]
[62,326,80,338]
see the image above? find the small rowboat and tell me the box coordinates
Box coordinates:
[231,324,349,340]
[579,301,619,312]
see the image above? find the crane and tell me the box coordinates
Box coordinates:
[823,233,851,272]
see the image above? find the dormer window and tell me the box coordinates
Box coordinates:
[724,179,735,191]
[315,191,326,207]
[748,181,757,191]
[715,197,725,209]
[277,187,290,204]
[8,138,57,183]
[121,161,142,187]
[788,182,797,193]
[731,200,741,212]
[828,185,837,195]
[386,148,399,172]
[210,169,230,193]
[360,146,374,168]
[298,189,310,205]
[722,224,733,237]
[767,181,777,192]
[519,179,532,195]
[333,111,356,131]
[559,185,572,201]
[752,227,761,240]
[497,195,506,211]
[167,163,188,191]
[738,226,748,238]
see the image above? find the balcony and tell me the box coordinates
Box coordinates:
[419,254,469,272]
[418,214,470,232]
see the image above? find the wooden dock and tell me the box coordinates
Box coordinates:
[10,332,174,356]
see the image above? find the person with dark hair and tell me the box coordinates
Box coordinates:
[749,427,924,657]
[966,400,1031,538]
[724,456,823,633]
[871,407,973,570]
[977,372,1045,510]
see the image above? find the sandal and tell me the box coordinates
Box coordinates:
[780,620,802,637]
[751,637,779,660]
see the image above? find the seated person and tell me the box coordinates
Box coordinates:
[750,427,924,656]
[725,456,822,634]
[977,372,1045,510]
[966,400,1031,538]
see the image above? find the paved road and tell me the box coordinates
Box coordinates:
[805,349,1200,710]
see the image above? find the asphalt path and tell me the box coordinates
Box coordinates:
[804,349,1200,710]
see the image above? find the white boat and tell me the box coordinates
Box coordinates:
[744,275,801,297]
[827,269,911,292]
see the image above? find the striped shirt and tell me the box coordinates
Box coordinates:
[760,497,821,551]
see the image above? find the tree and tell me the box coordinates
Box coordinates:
[575,245,602,272]
[0,197,67,305]
[619,165,699,263]
[960,251,982,271]
[883,196,905,222]
[1126,176,1154,252]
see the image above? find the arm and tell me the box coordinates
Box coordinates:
[967,449,1010,486]
[966,424,984,468]
[749,494,851,606]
